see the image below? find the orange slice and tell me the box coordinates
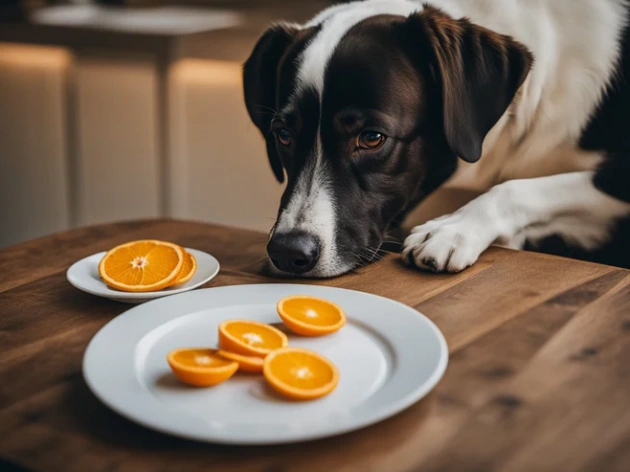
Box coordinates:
[98,240,184,292]
[277,295,346,336]
[171,250,197,286]
[263,347,339,400]
[167,348,238,387]
[217,349,264,373]
[218,320,288,357]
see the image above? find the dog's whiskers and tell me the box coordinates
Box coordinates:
[249,255,269,265]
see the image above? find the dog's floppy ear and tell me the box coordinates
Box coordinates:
[243,23,298,183]
[406,6,533,163]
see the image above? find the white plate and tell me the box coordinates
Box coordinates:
[66,249,220,303]
[83,284,448,444]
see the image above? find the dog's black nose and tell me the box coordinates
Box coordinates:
[267,231,319,274]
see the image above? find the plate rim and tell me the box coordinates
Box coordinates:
[83,283,449,445]
[66,248,220,300]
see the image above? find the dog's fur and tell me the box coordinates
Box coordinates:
[244,0,630,277]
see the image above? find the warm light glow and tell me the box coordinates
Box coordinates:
[0,42,72,68]
[169,59,241,87]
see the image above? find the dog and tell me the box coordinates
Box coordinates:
[243,0,630,277]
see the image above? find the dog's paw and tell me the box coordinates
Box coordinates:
[402,218,485,273]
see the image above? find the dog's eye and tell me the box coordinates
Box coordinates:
[358,131,386,150]
[275,129,292,146]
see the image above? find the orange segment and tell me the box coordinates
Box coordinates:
[167,348,238,387]
[218,320,288,357]
[277,295,346,336]
[263,347,339,400]
[217,349,264,373]
[98,240,184,292]
[171,250,197,286]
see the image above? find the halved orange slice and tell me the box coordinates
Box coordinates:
[98,239,184,292]
[218,320,288,358]
[263,347,339,400]
[217,349,264,373]
[171,250,197,286]
[277,295,346,336]
[167,348,238,387]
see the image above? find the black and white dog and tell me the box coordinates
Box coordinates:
[243,0,630,277]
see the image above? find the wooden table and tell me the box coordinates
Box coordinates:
[2,219,630,472]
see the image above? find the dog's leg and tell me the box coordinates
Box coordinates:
[402,171,630,273]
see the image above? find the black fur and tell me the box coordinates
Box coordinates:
[243,24,320,183]
[581,14,630,204]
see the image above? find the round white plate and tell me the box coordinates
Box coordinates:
[66,248,220,303]
[83,284,448,444]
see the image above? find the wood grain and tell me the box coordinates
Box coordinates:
[1,220,629,472]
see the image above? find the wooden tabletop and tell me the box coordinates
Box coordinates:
[1,219,630,472]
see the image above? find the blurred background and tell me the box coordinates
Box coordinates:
[0,0,341,248]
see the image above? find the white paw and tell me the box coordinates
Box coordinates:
[402,217,487,273]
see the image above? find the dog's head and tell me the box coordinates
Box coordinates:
[243,1,532,277]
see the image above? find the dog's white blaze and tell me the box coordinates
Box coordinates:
[283,0,421,276]
[298,0,421,95]
[274,142,345,277]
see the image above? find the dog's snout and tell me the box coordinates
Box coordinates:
[267,231,320,274]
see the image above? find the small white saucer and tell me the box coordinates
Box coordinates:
[66,248,220,303]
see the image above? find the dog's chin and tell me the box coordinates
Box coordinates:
[262,258,358,279]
